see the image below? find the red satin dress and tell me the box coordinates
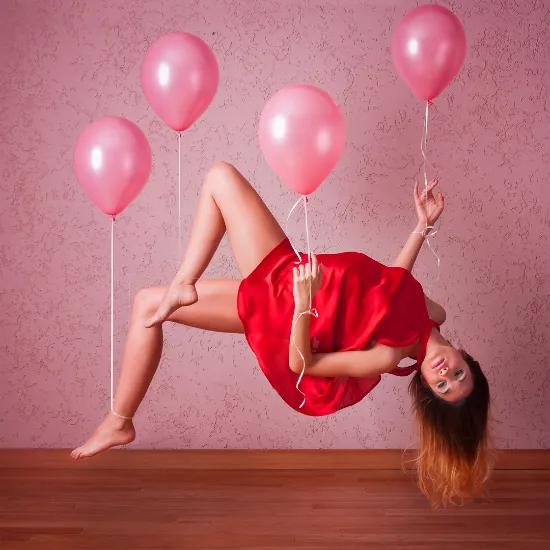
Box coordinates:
[237,238,438,416]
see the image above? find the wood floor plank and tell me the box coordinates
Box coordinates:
[1,449,549,470]
[0,468,549,549]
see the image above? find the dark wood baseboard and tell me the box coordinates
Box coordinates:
[0,449,549,470]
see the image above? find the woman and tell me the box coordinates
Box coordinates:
[72,161,492,507]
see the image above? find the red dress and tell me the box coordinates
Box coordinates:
[237,238,437,416]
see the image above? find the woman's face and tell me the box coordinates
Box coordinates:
[420,347,473,403]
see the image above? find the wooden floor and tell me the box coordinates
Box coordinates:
[1,467,549,549]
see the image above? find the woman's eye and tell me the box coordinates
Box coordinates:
[437,381,447,390]
[455,369,464,377]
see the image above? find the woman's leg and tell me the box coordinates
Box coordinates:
[71,280,242,459]
[146,161,287,326]
[72,162,286,458]
[182,160,286,278]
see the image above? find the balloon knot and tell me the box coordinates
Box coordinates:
[428,100,434,107]
[110,215,116,222]
[302,196,309,203]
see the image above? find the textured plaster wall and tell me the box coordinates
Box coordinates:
[0,0,549,448]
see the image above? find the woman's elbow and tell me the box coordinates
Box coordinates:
[289,363,301,374]
[289,359,307,374]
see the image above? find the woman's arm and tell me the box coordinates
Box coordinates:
[393,232,447,324]
[392,180,444,272]
[392,227,426,271]
[392,179,447,324]
[290,344,400,378]
[289,257,403,378]
[289,306,313,374]
[289,257,323,373]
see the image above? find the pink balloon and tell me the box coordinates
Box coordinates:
[141,33,219,132]
[259,85,345,196]
[392,5,466,101]
[73,117,152,216]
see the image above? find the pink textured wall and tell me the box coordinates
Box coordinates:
[1,0,549,449]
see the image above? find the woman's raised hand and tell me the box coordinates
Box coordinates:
[414,179,444,230]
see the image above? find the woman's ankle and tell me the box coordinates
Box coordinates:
[108,410,134,427]
[174,277,198,287]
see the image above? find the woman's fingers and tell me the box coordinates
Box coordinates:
[428,178,438,192]
[414,181,421,203]
[416,179,438,202]
[311,254,318,278]
[295,258,323,285]
[422,179,438,195]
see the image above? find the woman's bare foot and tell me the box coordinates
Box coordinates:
[176,283,199,307]
[145,283,198,327]
[71,413,136,459]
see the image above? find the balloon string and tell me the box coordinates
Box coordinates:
[108,217,133,421]
[303,196,314,312]
[419,100,441,281]
[286,196,318,409]
[285,196,304,263]
[110,215,115,413]
[178,131,182,259]
[421,100,437,180]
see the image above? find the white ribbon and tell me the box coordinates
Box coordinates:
[419,100,441,279]
[110,216,115,414]
[285,196,305,264]
[178,131,182,258]
[109,216,132,421]
[286,196,318,409]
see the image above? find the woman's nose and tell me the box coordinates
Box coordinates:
[439,366,449,376]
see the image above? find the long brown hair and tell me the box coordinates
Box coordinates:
[408,352,493,507]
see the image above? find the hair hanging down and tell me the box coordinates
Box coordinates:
[408,352,493,507]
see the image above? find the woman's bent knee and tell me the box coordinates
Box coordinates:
[205,161,241,190]
[132,287,162,319]
[208,161,236,177]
